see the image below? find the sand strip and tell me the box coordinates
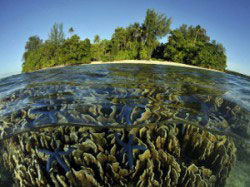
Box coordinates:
[90,60,223,73]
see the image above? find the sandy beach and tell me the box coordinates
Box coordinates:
[38,60,223,73]
[90,60,223,73]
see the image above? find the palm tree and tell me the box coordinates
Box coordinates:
[68,27,74,37]
[94,35,100,44]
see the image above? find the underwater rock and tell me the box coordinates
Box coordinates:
[1,123,236,187]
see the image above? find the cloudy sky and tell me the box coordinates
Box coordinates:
[0,0,249,77]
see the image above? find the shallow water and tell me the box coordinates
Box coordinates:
[0,63,250,186]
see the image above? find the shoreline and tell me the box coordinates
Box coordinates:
[90,60,223,73]
[36,60,223,73]
[35,60,250,80]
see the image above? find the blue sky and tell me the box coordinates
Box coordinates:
[0,0,249,77]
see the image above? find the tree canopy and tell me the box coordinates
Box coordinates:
[22,9,227,72]
[22,35,43,63]
[48,23,65,45]
[164,25,226,70]
[142,9,171,58]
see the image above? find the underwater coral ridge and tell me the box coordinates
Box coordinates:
[36,133,146,173]
[2,123,236,187]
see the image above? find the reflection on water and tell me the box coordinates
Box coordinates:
[0,63,249,186]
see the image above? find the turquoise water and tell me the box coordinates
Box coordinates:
[0,63,250,186]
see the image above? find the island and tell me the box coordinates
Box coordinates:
[22,9,227,73]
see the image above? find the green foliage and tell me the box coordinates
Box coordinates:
[94,35,100,44]
[106,9,171,61]
[126,41,139,59]
[114,51,131,60]
[126,22,142,43]
[194,41,227,70]
[22,42,58,72]
[91,39,113,62]
[91,35,102,61]
[22,34,91,72]
[99,39,113,61]
[22,10,227,72]
[57,35,91,65]
[164,24,227,71]
[22,36,43,63]
[24,36,43,52]
[139,47,150,60]
[142,9,171,58]
[112,27,127,51]
[48,23,65,45]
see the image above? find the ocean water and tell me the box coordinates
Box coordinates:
[0,63,249,186]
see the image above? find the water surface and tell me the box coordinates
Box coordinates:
[0,63,249,141]
[0,63,250,186]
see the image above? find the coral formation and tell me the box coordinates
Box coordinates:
[1,122,236,187]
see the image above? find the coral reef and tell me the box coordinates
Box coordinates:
[1,122,236,187]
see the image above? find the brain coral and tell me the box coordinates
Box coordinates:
[2,123,236,187]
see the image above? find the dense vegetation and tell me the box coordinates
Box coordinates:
[163,25,227,70]
[22,9,227,72]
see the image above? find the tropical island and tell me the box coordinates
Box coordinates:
[22,9,227,73]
